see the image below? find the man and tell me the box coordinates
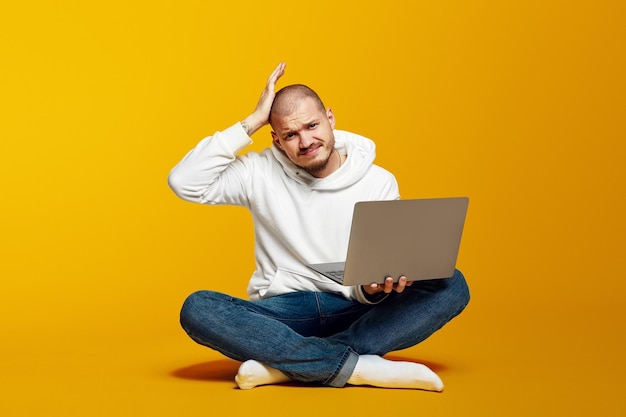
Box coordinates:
[168,63,469,390]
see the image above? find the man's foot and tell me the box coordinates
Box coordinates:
[235,360,291,390]
[347,355,444,391]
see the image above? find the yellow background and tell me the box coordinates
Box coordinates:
[1,1,624,416]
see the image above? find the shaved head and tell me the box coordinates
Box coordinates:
[269,84,326,127]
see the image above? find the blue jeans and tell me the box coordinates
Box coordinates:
[180,269,470,387]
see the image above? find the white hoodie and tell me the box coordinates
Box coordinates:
[168,122,400,303]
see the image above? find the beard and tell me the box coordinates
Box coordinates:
[298,148,334,176]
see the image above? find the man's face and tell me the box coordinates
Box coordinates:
[271,97,337,178]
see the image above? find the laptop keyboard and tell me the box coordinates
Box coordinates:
[325,270,345,282]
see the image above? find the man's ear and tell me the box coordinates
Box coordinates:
[271,131,283,150]
[327,108,336,130]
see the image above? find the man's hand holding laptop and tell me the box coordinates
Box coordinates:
[363,275,414,295]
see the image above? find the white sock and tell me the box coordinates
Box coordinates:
[235,360,291,390]
[347,355,444,391]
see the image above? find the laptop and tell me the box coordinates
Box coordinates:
[307,197,469,286]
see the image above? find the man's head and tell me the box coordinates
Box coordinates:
[269,84,338,178]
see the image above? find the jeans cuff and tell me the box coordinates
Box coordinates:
[326,348,359,387]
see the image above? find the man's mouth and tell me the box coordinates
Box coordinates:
[299,144,321,157]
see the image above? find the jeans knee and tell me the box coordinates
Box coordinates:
[180,290,208,334]
[451,269,470,312]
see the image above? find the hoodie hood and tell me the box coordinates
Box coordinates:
[270,129,376,191]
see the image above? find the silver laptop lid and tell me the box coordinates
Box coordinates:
[341,197,469,286]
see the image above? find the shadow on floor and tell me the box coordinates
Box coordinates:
[171,359,240,382]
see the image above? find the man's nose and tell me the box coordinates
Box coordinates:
[299,131,315,148]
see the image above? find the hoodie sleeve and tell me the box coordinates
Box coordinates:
[168,122,253,205]
[352,286,390,304]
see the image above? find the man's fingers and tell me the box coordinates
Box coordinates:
[395,276,408,293]
[367,275,413,295]
[268,62,286,87]
[383,276,394,293]
[388,276,412,294]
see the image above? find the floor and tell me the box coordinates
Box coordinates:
[2,276,624,417]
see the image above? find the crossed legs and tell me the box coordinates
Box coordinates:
[180,270,469,390]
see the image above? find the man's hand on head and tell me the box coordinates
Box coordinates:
[241,62,286,136]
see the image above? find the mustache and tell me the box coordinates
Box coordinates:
[299,143,322,154]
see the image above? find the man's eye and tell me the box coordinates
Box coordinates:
[309,123,318,129]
